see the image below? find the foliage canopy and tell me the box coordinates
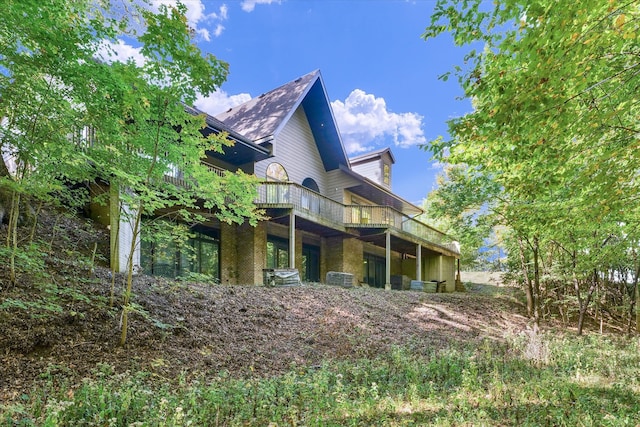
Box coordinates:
[423,0,640,333]
[1,0,263,343]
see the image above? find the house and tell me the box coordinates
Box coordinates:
[108,70,460,290]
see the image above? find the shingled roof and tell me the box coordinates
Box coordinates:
[215,70,350,171]
[184,104,271,164]
[215,71,318,143]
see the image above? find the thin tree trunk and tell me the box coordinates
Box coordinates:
[7,190,20,286]
[119,98,167,346]
[119,201,143,347]
[532,236,541,328]
[109,189,120,308]
[28,200,43,244]
[518,236,534,318]
[633,260,640,335]
[576,271,597,336]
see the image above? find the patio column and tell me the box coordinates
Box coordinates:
[416,244,422,281]
[289,211,296,269]
[385,230,391,290]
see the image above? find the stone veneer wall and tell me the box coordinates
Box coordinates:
[235,222,267,285]
[220,222,238,285]
[295,229,303,277]
[423,255,458,292]
[343,238,364,282]
[320,237,329,282]
[324,236,363,282]
[441,256,456,292]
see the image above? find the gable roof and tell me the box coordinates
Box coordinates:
[349,147,396,166]
[215,70,349,171]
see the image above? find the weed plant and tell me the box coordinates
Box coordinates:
[3,333,640,426]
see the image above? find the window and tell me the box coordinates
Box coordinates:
[141,225,220,280]
[266,236,289,269]
[363,253,386,288]
[351,196,371,224]
[265,163,289,203]
[266,162,288,182]
[383,164,390,185]
[302,244,320,282]
[301,177,319,192]
[301,177,320,213]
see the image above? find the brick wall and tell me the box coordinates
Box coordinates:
[220,222,238,285]
[323,236,363,282]
[236,221,266,285]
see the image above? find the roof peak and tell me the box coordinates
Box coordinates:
[349,147,395,164]
[214,70,321,141]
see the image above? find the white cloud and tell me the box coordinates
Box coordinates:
[241,0,282,12]
[331,89,426,154]
[213,24,225,37]
[96,2,229,66]
[194,90,252,116]
[151,1,229,39]
[96,39,146,66]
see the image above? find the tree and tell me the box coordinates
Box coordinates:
[420,164,500,270]
[1,0,263,344]
[423,0,640,333]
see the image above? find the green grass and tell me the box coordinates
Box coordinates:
[3,333,640,426]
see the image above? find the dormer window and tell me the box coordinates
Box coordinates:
[383,164,390,186]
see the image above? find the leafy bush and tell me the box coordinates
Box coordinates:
[3,334,640,426]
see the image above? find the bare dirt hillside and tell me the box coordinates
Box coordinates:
[0,212,529,402]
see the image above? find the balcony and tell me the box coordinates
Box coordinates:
[164,162,226,187]
[256,182,459,255]
[255,181,345,228]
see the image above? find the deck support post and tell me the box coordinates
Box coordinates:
[416,244,422,282]
[289,211,296,269]
[385,230,391,290]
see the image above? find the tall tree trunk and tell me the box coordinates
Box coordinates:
[518,236,535,318]
[633,259,640,335]
[7,190,21,286]
[119,200,143,347]
[119,98,166,346]
[575,270,597,336]
[532,236,541,328]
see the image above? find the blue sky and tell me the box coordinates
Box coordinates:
[109,0,472,205]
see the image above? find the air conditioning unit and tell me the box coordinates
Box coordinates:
[326,271,353,288]
[263,268,301,287]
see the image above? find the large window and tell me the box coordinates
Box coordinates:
[301,177,320,213]
[266,236,289,269]
[363,253,385,288]
[302,244,320,282]
[141,225,220,281]
[265,162,289,203]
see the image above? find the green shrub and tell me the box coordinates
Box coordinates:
[3,334,640,426]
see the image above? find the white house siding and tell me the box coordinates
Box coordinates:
[352,159,382,186]
[325,170,361,204]
[255,107,327,193]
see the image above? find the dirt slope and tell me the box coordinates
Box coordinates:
[0,272,528,401]
[0,211,529,401]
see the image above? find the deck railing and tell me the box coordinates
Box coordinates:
[164,162,226,187]
[257,182,459,254]
[255,182,345,226]
[344,205,455,250]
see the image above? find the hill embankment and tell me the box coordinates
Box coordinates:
[0,212,528,401]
